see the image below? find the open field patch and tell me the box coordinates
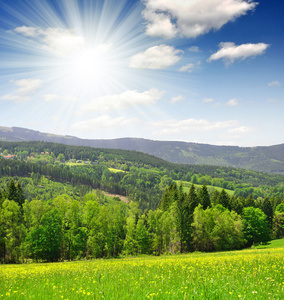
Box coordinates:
[1,247,284,299]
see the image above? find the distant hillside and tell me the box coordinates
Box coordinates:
[1,126,284,174]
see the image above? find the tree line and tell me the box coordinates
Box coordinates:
[1,180,284,263]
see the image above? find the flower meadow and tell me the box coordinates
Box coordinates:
[1,248,284,299]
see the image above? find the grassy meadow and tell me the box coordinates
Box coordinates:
[1,246,284,299]
[175,180,235,196]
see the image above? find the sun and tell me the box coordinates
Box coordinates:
[58,43,114,91]
[72,45,112,80]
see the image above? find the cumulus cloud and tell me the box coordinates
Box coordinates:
[82,89,164,112]
[208,42,269,65]
[14,26,85,56]
[2,79,42,102]
[149,117,254,143]
[129,45,182,69]
[268,81,281,87]
[227,126,252,135]
[178,63,195,73]
[226,98,239,106]
[151,118,239,135]
[12,79,42,95]
[14,26,39,37]
[171,95,184,103]
[203,98,215,103]
[188,46,200,52]
[142,0,257,39]
[71,115,139,131]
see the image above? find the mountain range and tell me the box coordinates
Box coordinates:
[1,126,284,174]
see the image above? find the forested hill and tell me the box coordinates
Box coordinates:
[1,126,284,174]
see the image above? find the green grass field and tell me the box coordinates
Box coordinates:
[175,180,235,196]
[108,167,128,173]
[1,245,284,299]
[253,238,284,249]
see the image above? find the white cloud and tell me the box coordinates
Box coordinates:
[43,94,78,102]
[149,117,254,144]
[2,94,30,103]
[227,126,252,135]
[203,98,215,103]
[14,26,85,56]
[71,115,139,131]
[188,46,200,52]
[268,81,281,87]
[40,28,84,55]
[2,79,42,102]
[208,42,269,65]
[129,45,182,69]
[82,89,164,112]
[151,118,238,135]
[142,0,257,39]
[178,63,195,73]
[14,26,39,37]
[142,9,178,39]
[171,95,184,103]
[12,79,42,95]
[226,98,239,106]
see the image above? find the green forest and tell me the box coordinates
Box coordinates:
[0,141,284,263]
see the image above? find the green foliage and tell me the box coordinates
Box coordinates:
[28,209,62,262]
[273,212,284,239]
[242,207,271,246]
[192,205,245,252]
[0,140,283,261]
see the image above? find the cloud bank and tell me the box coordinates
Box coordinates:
[82,89,164,112]
[142,0,257,39]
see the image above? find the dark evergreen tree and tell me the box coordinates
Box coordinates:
[217,189,231,210]
[16,182,25,207]
[245,194,255,208]
[210,190,220,206]
[261,198,273,229]
[197,183,211,209]
[159,183,178,211]
[182,184,199,251]
[231,196,244,215]
[8,179,18,202]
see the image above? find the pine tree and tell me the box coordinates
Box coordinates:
[8,180,17,202]
[197,183,211,209]
[16,182,25,207]
[217,189,231,210]
[182,184,199,251]
[210,190,220,206]
[159,183,178,211]
[261,198,273,229]
[245,194,255,208]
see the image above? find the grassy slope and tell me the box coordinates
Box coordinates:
[1,246,284,299]
[175,180,235,196]
[253,238,284,249]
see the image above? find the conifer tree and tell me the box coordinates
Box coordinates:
[261,197,273,229]
[8,179,17,202]
[245,194,255,208]
[217,189,231,210]
[182,184,199,251]
[197,183,211,209]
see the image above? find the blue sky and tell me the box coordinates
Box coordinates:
[0,0,283,146]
